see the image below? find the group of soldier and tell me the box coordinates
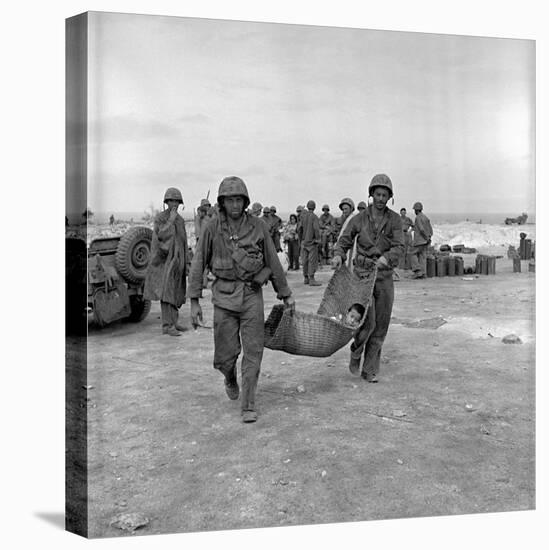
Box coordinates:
[143,175,432,424]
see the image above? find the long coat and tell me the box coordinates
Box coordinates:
[144,209,188,307]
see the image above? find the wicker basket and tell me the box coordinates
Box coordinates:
[264,264,376,357]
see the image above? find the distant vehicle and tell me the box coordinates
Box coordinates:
[504,212,528,225]
[66,226,153,331]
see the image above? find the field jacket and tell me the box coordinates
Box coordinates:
[188,211,291,312]
[333,205,404,276]
[412,212,433,246]
[298,210,321,247]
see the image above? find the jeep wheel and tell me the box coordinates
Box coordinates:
[127,295,152,322]
[115,226,153,284]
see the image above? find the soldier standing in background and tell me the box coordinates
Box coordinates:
[270,206,283,252]
[189,177,295,423]
[318,204,335,265]
[250,202,263,218]
[410,201,433,279]
[299,200,322,286]
[144,187,189,336]
[357,201,367,213]
[194,198,211,245]
[398,207,414,269]
[334,197,355,240]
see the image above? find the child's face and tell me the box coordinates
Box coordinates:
[345,308,362,326]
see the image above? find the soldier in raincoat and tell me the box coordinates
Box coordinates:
[144,187,188,336]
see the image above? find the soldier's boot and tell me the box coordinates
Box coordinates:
[361,372,378,383]
[224,373,240,400]
[303,277,310,285]
[163,326,181,337]
[308,277,322,286]
[175,323,188,332]
[242,410,258,423]
[348,348,362,376]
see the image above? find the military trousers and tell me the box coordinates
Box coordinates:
[350,272,394,376]
[302,243,319,279]
[213,286,264,412]
[161,301,180,330]
[410,243,428,276]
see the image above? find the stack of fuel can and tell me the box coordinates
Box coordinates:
[511,232,535,273]
[474,254,497,275]
[425,246,465,278]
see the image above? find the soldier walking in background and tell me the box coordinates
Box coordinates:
[270,206,283,252]
[398,207,414,269]
[189,177,295,423]
[410,201,433,279]
[319,204,335,265]
[332,174,403,383]
[144,187,189,336]
[299,200,322,286]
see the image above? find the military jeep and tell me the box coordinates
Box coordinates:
[66,226,153,331]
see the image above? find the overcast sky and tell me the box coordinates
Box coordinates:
[82,11,535,216]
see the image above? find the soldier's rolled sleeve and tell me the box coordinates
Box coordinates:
[262,224,292,299]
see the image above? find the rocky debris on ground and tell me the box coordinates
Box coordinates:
[110,512,149,532]
[502,334,523,344]
[296,385,306,393]
[401,317,447,330]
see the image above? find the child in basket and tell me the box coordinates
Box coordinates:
[344,303,365,328]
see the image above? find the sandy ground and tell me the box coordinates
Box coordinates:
[69,252,535,538]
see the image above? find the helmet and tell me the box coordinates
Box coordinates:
[163,187,183,204]
[306,200,316,210]
[413,201,423,211]
[217,176,250,209]
[339,197,355,211]
[357,201,367,210]
[368,174,393,197]
[263,206,271,214]
[270,206,277,213]
[251,202,263,215]
[200,198,211,207]
[322,204,330,211]
[296,205,304,212]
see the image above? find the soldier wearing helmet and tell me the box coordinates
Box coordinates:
[357,201,367,212]
[144,187,189,336]
[298,200,322,286]
[319,204,335,265]
[270,206,282,252]
[194,198,212,244]
[189,176,295,424]
[398,207,414,269]
[334,197,355,240]
[409,201,433,279]
[250,202,263,217]
[332,174,404,383]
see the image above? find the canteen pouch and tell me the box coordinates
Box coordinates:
[231,246,264,280]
